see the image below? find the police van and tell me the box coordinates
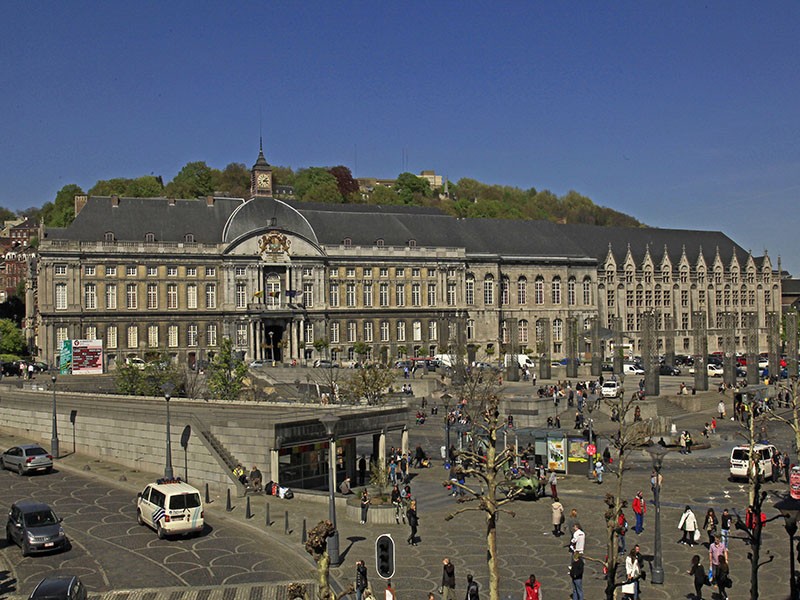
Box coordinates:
[136,478,204,539]
[729,444,777,481]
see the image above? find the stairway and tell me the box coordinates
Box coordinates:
[190,416,247,496]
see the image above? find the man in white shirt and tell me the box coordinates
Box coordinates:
[570,523,586,554]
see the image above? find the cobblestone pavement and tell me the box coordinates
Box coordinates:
[1,379,797,600]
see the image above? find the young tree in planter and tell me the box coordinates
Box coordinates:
[341,364,396,405]
[206,337,249,401]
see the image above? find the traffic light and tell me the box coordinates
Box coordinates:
[375,533,395,579]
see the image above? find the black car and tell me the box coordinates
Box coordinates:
[659,364,681,376]
[28,576,86,600]
[6,500,70,556]
[0,361,22,377]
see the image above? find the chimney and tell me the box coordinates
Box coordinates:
[111,195,119,207]
[206,196,215,207]
[74,194,88,216]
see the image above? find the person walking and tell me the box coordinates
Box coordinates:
[703,508,719,546]
[441,558,456,600]
[358,455,367,486]
[569,523,586,554]
[406,499,419,546]
[678,505,699,546]
[360,489,370,524]
[355,560,368,600]
[720,508,732,548]
[464,574,479,600]
[622,548,641,599]
[632,491,646,534]
[708,535,728,586]
[569,552,584,600]
[548,469,558,499]
[551,498,565,536]
[617,508,628,555]
[594,460,604,484]
[523,574,541,600]
[687,555,706,600]
[716,555,731,599]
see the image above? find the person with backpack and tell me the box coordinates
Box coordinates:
[464,574,479,600]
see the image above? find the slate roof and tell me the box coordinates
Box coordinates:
[44,195,758,268]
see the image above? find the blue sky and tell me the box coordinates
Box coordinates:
[2,2,799,274]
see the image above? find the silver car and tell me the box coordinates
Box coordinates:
[0,444,54,475]
[6,500,69,556]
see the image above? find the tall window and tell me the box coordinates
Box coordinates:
[188,324,198,347]
[147,283,158,309]
[329,283,340,307]
[305,322,314,344]
[85,326,97,340]
[517,277,527,305]
[518,319,529,345]
[235,283,246,309]
[500,277,509,305]
[84,283,96,309]
[364,321,374,343]
[148,325,159,348]
[303,283,314,307]
[236,324,247,346]
[483,275,494,305]
[582,278,592,305]
[106,284,117,309]
[330,322,340,344]
[396,284,406,306]
[206,283,217,309]
[428,320,438,341]
[552,277,561,304]
[411,283,421,306]
[187,284,197,309]
[567,278,576,306]
[534,277,544,304]
[447,282,456,306]
[412,321,422,341]
[55,283,67,310]
[127,325,138,348]
[363,282,373,307]
[346,283,356,307]
[466,319,475,340]
[167,325,179,348]
[206,324,217,347]
[347,321,357,343]
[126,284,138,309]
[267,274,281,307]
[465,277,475,305]
[380,321,390,342]
[397,321,406,342]
[427,283,436,306]
[107,326,117,349]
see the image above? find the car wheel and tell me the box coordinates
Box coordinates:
[21,542,30,557]
[17,463,24,476]
[157,523,166,540]
[137,510,145,526]
[45,466,52,474]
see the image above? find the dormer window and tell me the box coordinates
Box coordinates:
[145,232,156,243]
[104,232,115,242]
[408,239,417,248]
[343,238,352,247]
[184,234,195,243]
[376,239,385,247]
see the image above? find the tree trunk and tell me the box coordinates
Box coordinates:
[316,551,331,600]
[486,426,500,600]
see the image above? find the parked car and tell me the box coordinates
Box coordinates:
[125,357,147,370]
[249,360,267,368]
[28,576,87,600]
[659,364,681,376]
[601,381,620,398]
[689,363,723,376]
[1,361,23,377]
[0,444,53,475]
[623,363,645,375]
[473,361,499,372]
[6,500,70,556]
[313,359,339,368]
[136,479,204,539]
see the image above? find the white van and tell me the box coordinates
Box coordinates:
[504,354,535,370]
[729,444,777,481]
[137,479,204,539]
[623,363,645,375]
[433,354,456,368]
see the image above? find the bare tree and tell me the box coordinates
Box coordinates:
[767,378,800,459]
[304,520,354,600]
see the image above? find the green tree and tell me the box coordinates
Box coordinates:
[340,363,396,405]
[294,168,343,203]
[0,319,26,355]
[206,337,248,401]
[271,166,295,187]
[41,184,83,227]
[395,172,431,204]
[164,161,215,199]
[89,176,164,198]
[0,296,24,325]
[0,206,18,222]
[367,185,400,205]
[213,163,250,198]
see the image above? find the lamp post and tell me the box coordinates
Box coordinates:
[269,331,275,366]
[775,496,800,600]
[161,382,175,479]
[49,371,59,458]
[442,393,452,466]
[319,412,341,566]
[586,418,594,480]
[645,443,670,584]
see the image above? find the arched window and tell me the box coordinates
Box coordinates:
[376,239,385,247]
[465,275,475,305]
[483,275,494,305]
[567,277,576,305]
[582,277,592,305]
[553,318,563,342]
[104,231,115,242]
[184,233,195,243]
[517,276,527,305]
[552,276,561,304]
[534,276,544,304]
[145,232,156,242]
[343,238,352,247]
[500,276,510,305]
[408,239,417,248]
[518,319,529,345]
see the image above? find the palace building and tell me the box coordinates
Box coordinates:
[33,147,781,371]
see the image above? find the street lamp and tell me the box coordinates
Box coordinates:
[774,495,800,600]
[645,443,670,585]
[49,371,59,458]
[269,331,275,366]
[161,381,175,479]
[319,412,341,566]
[442,393,452,466]
[586,418,594,480]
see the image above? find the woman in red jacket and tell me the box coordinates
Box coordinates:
[523,574,541,600]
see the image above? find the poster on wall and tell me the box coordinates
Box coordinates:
[71,339,104,374]
[59,340,72,374]
[568,437,589,463]
[547,438,566,471]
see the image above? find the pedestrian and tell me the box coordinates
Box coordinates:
[389,460,397,485]
[548,469,558,500]
[567,508,579,533]
[784,452,791,482]
[617,508,628,554]
[720,508,732,548]
[703,508,718,546]
[594,460,604,484]
[622,548,640,599]
[551,498,565,536]
[360,489,370,524]
[441,558,456,600]
[569,523,586,554]
[632,491,646,534]
[358,455,367,485]
[679,431,687,454]
[687,555,706,600]
[650,468,663,497]
[708,534,728,584]
[716,555,731,599]
[407,499,419,546]
[355,560,368,600]
[678,505,699,546]
[464,574,479,600]
[339,476,353,495]
[523,574,541,600]
[569,552,584,600]
[717,400,726,419]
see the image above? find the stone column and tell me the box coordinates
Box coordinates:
[787,312,798,380]
[693,311,708,391]
[566,316,579,378]
[642,311,659,397]
[401,426,409,456]
[590,317,601,377]
[612,316,624,376]
[270,447,281,485]
[663,313,675,368]
[377,430,386,468]
[722,312,736,387]
[767,312,780,379]
[507,316,519,381]
[537,317,551,381]
[745,312,760,386]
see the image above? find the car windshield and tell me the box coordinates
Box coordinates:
[26,447,48,456]
[24,510,58,527]
[168,493,201,510]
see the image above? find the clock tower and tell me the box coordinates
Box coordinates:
[250,139,273,198]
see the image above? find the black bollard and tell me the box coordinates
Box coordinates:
[266,501,271,526]
[302,518,307,543]
[226,488,232,512]
[246,496,252,519]
[205,483,211,504]
[284,510,289,535]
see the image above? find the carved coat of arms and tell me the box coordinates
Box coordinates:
[258,232,291,261]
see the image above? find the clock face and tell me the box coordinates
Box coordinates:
[257,173,271,188]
